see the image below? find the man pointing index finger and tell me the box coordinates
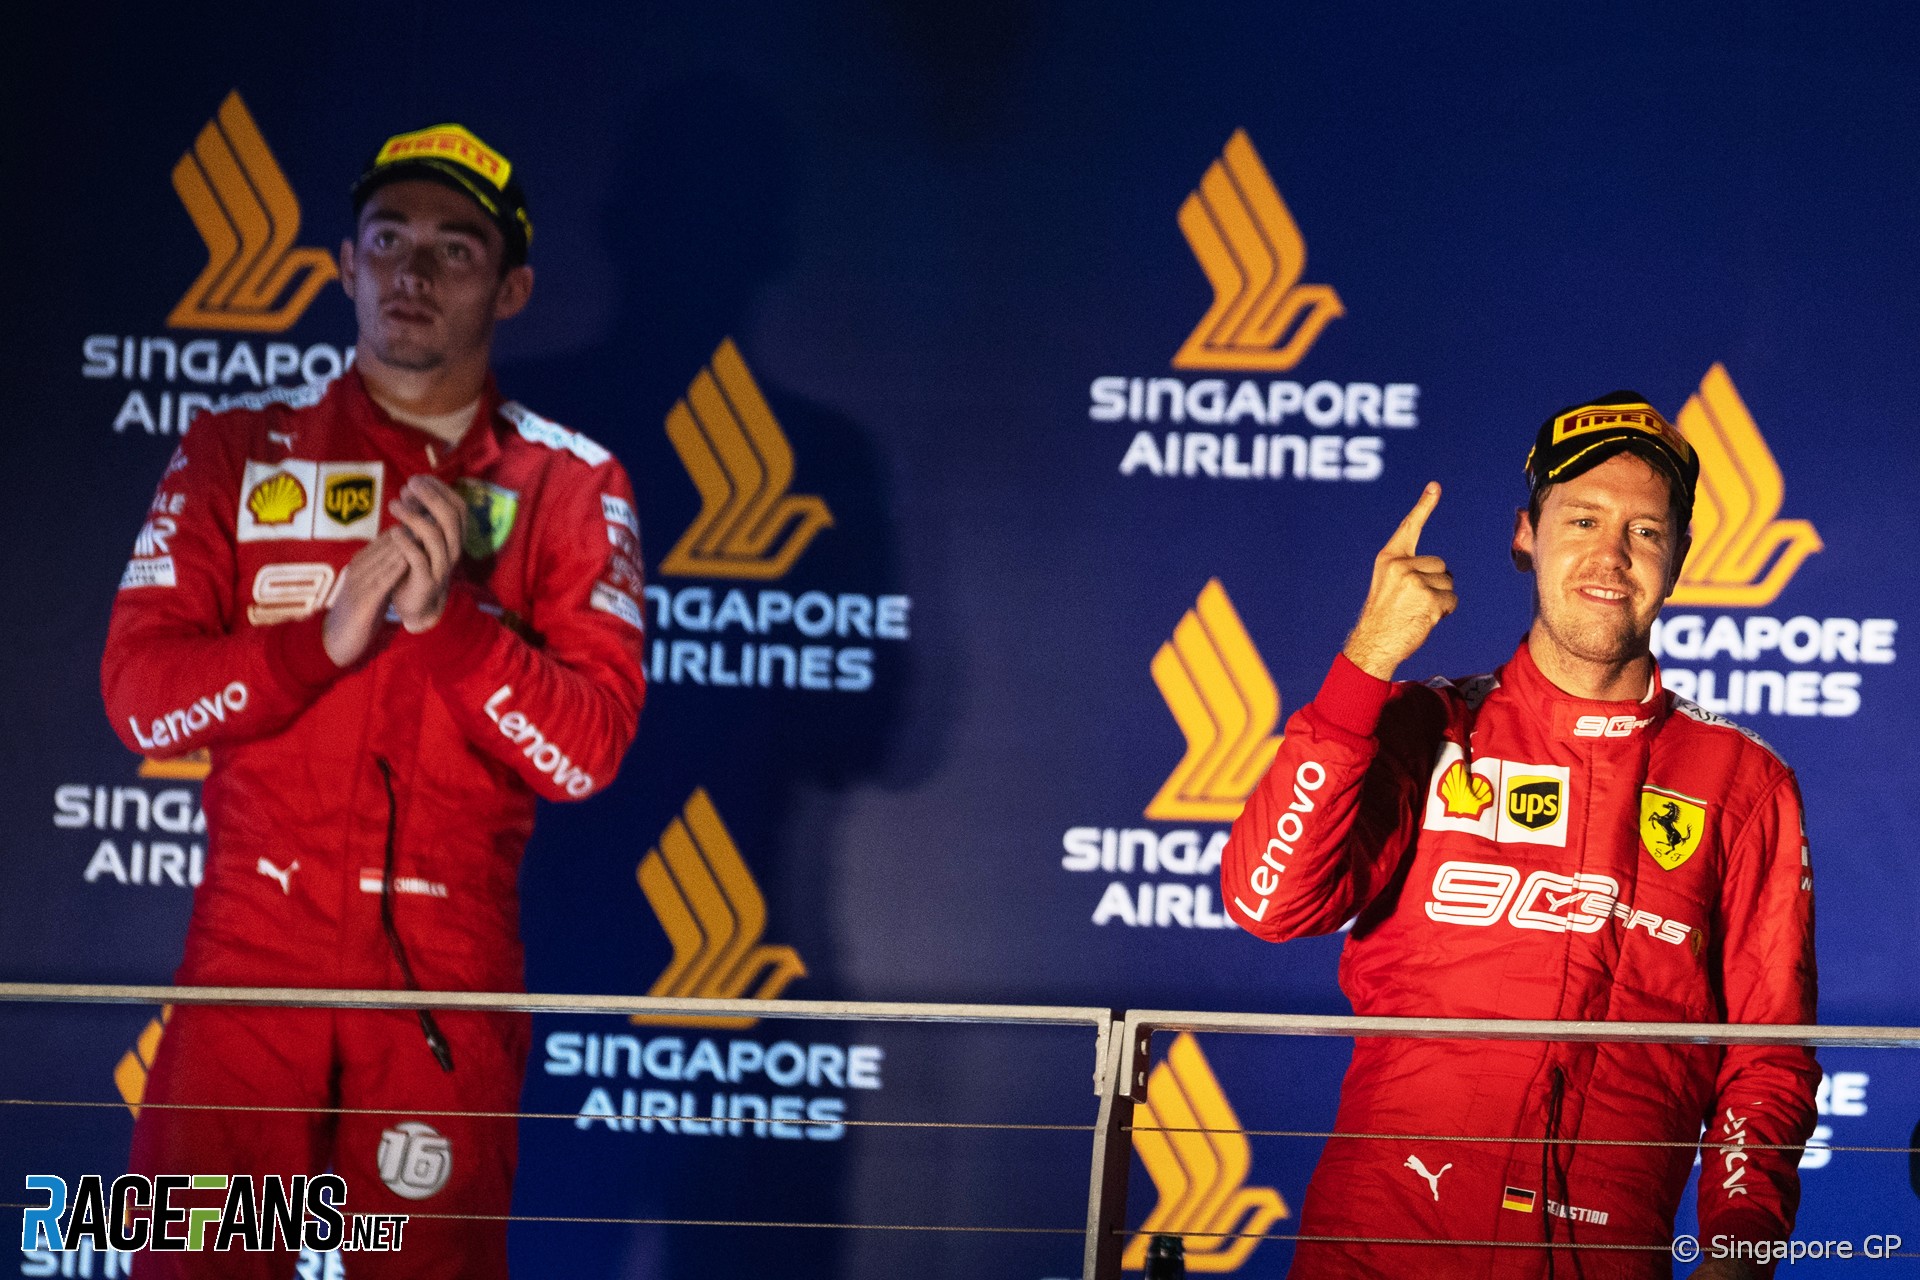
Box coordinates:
[1386,480,1441,557]
[1344,481,1455,680]
[1220,390,1815,1279]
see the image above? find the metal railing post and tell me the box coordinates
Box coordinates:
[1083,1015,1150,1280]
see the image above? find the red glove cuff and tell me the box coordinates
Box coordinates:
[1313,653,1395,739]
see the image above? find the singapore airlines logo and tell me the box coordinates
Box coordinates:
[631,788,807,1029]
[1124,1033,1288,1272]
[167,91,338,333]
[1145,580,1284,823]
[1172,131,1344,372]
[113,1008,171,1117]
[659,339,834,580]
[1670,364,1821,608]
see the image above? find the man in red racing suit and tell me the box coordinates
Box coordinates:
[1223,396,1816,1279]
[101,124,645,1277]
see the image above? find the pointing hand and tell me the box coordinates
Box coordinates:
[1342,482,1456,680]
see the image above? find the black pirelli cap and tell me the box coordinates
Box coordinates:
[351,123,531,265]
[1525,392,1698,516]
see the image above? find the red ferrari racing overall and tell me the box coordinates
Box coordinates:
[102,369,647,1277]
[1223,642,1817,1278]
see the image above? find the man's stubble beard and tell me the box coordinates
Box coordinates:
[367,336,446,373]
[1532,587,1653,670]
[367,308,497,376]
[356,278,499,375]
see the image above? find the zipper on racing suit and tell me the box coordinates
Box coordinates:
[1540,1063,1584,1279]
[375,755,456,1073]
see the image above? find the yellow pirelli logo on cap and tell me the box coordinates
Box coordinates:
[374,124,511,188]
[1550,403,1690,456]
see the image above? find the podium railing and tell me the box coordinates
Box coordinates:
[3,982,1914,1278]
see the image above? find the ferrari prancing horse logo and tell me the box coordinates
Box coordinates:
[1640,786,1707,871]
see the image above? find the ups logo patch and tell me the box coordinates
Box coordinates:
[1505,777,1563,831]
[324,474,376,525]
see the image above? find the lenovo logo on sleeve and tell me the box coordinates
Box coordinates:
[483,686,594,796]
[128,682,250,752]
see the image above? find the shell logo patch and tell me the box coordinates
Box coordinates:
[1438,760,1494,819]
[1641,787,1707,871]
[246,471,307,525]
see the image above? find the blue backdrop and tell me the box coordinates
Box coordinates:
[4,3,1917,1276]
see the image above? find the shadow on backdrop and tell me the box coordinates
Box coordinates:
[503,71,941,1280]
